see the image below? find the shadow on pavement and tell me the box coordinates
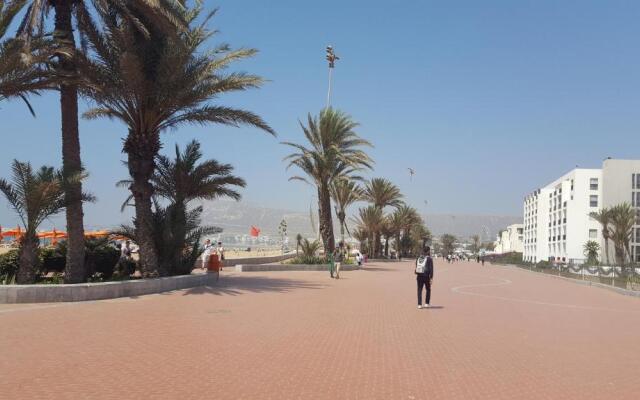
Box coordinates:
[423,306,444,309]
[363,267,397,272]
[180,275,326,297]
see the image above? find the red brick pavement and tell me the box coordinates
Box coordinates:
[1,260,639,399]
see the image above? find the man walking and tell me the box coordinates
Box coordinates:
[415,246,434,309]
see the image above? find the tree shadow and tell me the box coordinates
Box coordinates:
[180,275,326,297]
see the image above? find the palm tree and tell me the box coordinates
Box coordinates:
[583,240,600,265]
[608,203,635,266]
[388,204,420,257]
[352,206,384,258]
[470,234,481,255]
[284,108,373,254]
[0,0,51,115]
[295,233,303,255]
[120,139,245,274]
[441,233,457,256]
[299,238,321,258]
[0,160,90,283]
[352,228,368,255]
[363,178,403,256]
[589,208,612,265]
[76,5,274,276]
[330,179,363,246]
[18,0,186,283]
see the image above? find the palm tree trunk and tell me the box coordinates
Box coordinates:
[17,234,39,284]
[54,0,86,284]
[603,235,610,265]
[317,184,335,254]
[126,133,162,277]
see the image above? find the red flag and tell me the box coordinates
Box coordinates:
[250,226,261,237]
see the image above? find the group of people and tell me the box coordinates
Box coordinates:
[201,239,225,270]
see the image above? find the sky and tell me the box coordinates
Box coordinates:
[1,0,640,230]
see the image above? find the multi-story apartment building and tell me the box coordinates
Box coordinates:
[494,224,524,254]
[523,159,640,265]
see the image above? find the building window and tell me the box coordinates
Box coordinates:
[589,229,597,239]
[634,174,636,190]
[636,228,640,243]
[636,192,640,208]
[590,195,598,207]
[637,174,640,189]
[590,178,598,190]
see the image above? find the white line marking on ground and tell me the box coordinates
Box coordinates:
[451,276,640,314]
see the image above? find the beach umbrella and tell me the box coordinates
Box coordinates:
[85,230,109,238]
[1,226,23,238]
[250,226,261,237]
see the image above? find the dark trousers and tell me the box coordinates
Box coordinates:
[417,276,431,305]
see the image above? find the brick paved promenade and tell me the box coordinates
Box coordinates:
[1,260,639,399]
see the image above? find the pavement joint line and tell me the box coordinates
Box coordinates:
[451,274,640,314]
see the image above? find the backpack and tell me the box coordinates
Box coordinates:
[416,256,427,274]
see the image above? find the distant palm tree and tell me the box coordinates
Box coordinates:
[77,5,274,276]
[352,228,368,255]
[19,0,186,284]
[608,203,635,266]
[330,179,363,246]
[470,234,481,255]
[388,205,421,257]
[0,0,51,114]
[583,240,600,265]
[295,233,303,255]
[441,233,457,256]
[589,208,612,265]
[0,160,90,283]
[363,178,403,256]
[284,108,373,254]
[352,206,384,258]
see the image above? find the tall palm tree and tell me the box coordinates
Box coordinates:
[589,207,612,265]
[608,203,635,266]
[295,233,303,255]
[119,139,245,273]
[470,234,481,255]
[441,233,457,256]
[363,178,403,256]
[0,160,90,283]
[18,0,186,283]
[352,206,384,258]
[330,178,363,246]
[0,0,51,114]
[76,5,274,276]
[284,108,373,254]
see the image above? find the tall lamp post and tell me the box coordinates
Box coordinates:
[326,45,340,107]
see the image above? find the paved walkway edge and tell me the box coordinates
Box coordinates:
[501,264,640,298]
[0,273,217,304]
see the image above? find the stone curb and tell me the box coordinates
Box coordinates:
[0,273,217,304]
[499,264,640,298]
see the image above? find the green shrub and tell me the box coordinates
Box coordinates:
[0,250,19,284]
[536,260,552,268]
[40,247,65,272]
[285,255,328,265]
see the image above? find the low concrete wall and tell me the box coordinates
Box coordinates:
[0,273,217,304]
[223,253,296,267]
[235,264,360,272]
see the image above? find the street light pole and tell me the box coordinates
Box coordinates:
[326,45,339,108]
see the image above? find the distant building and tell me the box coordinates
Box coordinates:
[523,159,640,265]
[493,224,524,254]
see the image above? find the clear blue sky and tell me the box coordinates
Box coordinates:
[1,0,640,229]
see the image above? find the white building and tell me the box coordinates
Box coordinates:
[494,224,524,254]
[523,159,640,265]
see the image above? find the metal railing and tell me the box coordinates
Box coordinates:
[513,263,640,291]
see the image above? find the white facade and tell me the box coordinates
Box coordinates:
[523,159,640,265]
[494,224,524,254]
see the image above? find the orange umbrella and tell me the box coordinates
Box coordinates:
[1,226,23,238]
[85,230,110,238]
[38,229,67,245]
